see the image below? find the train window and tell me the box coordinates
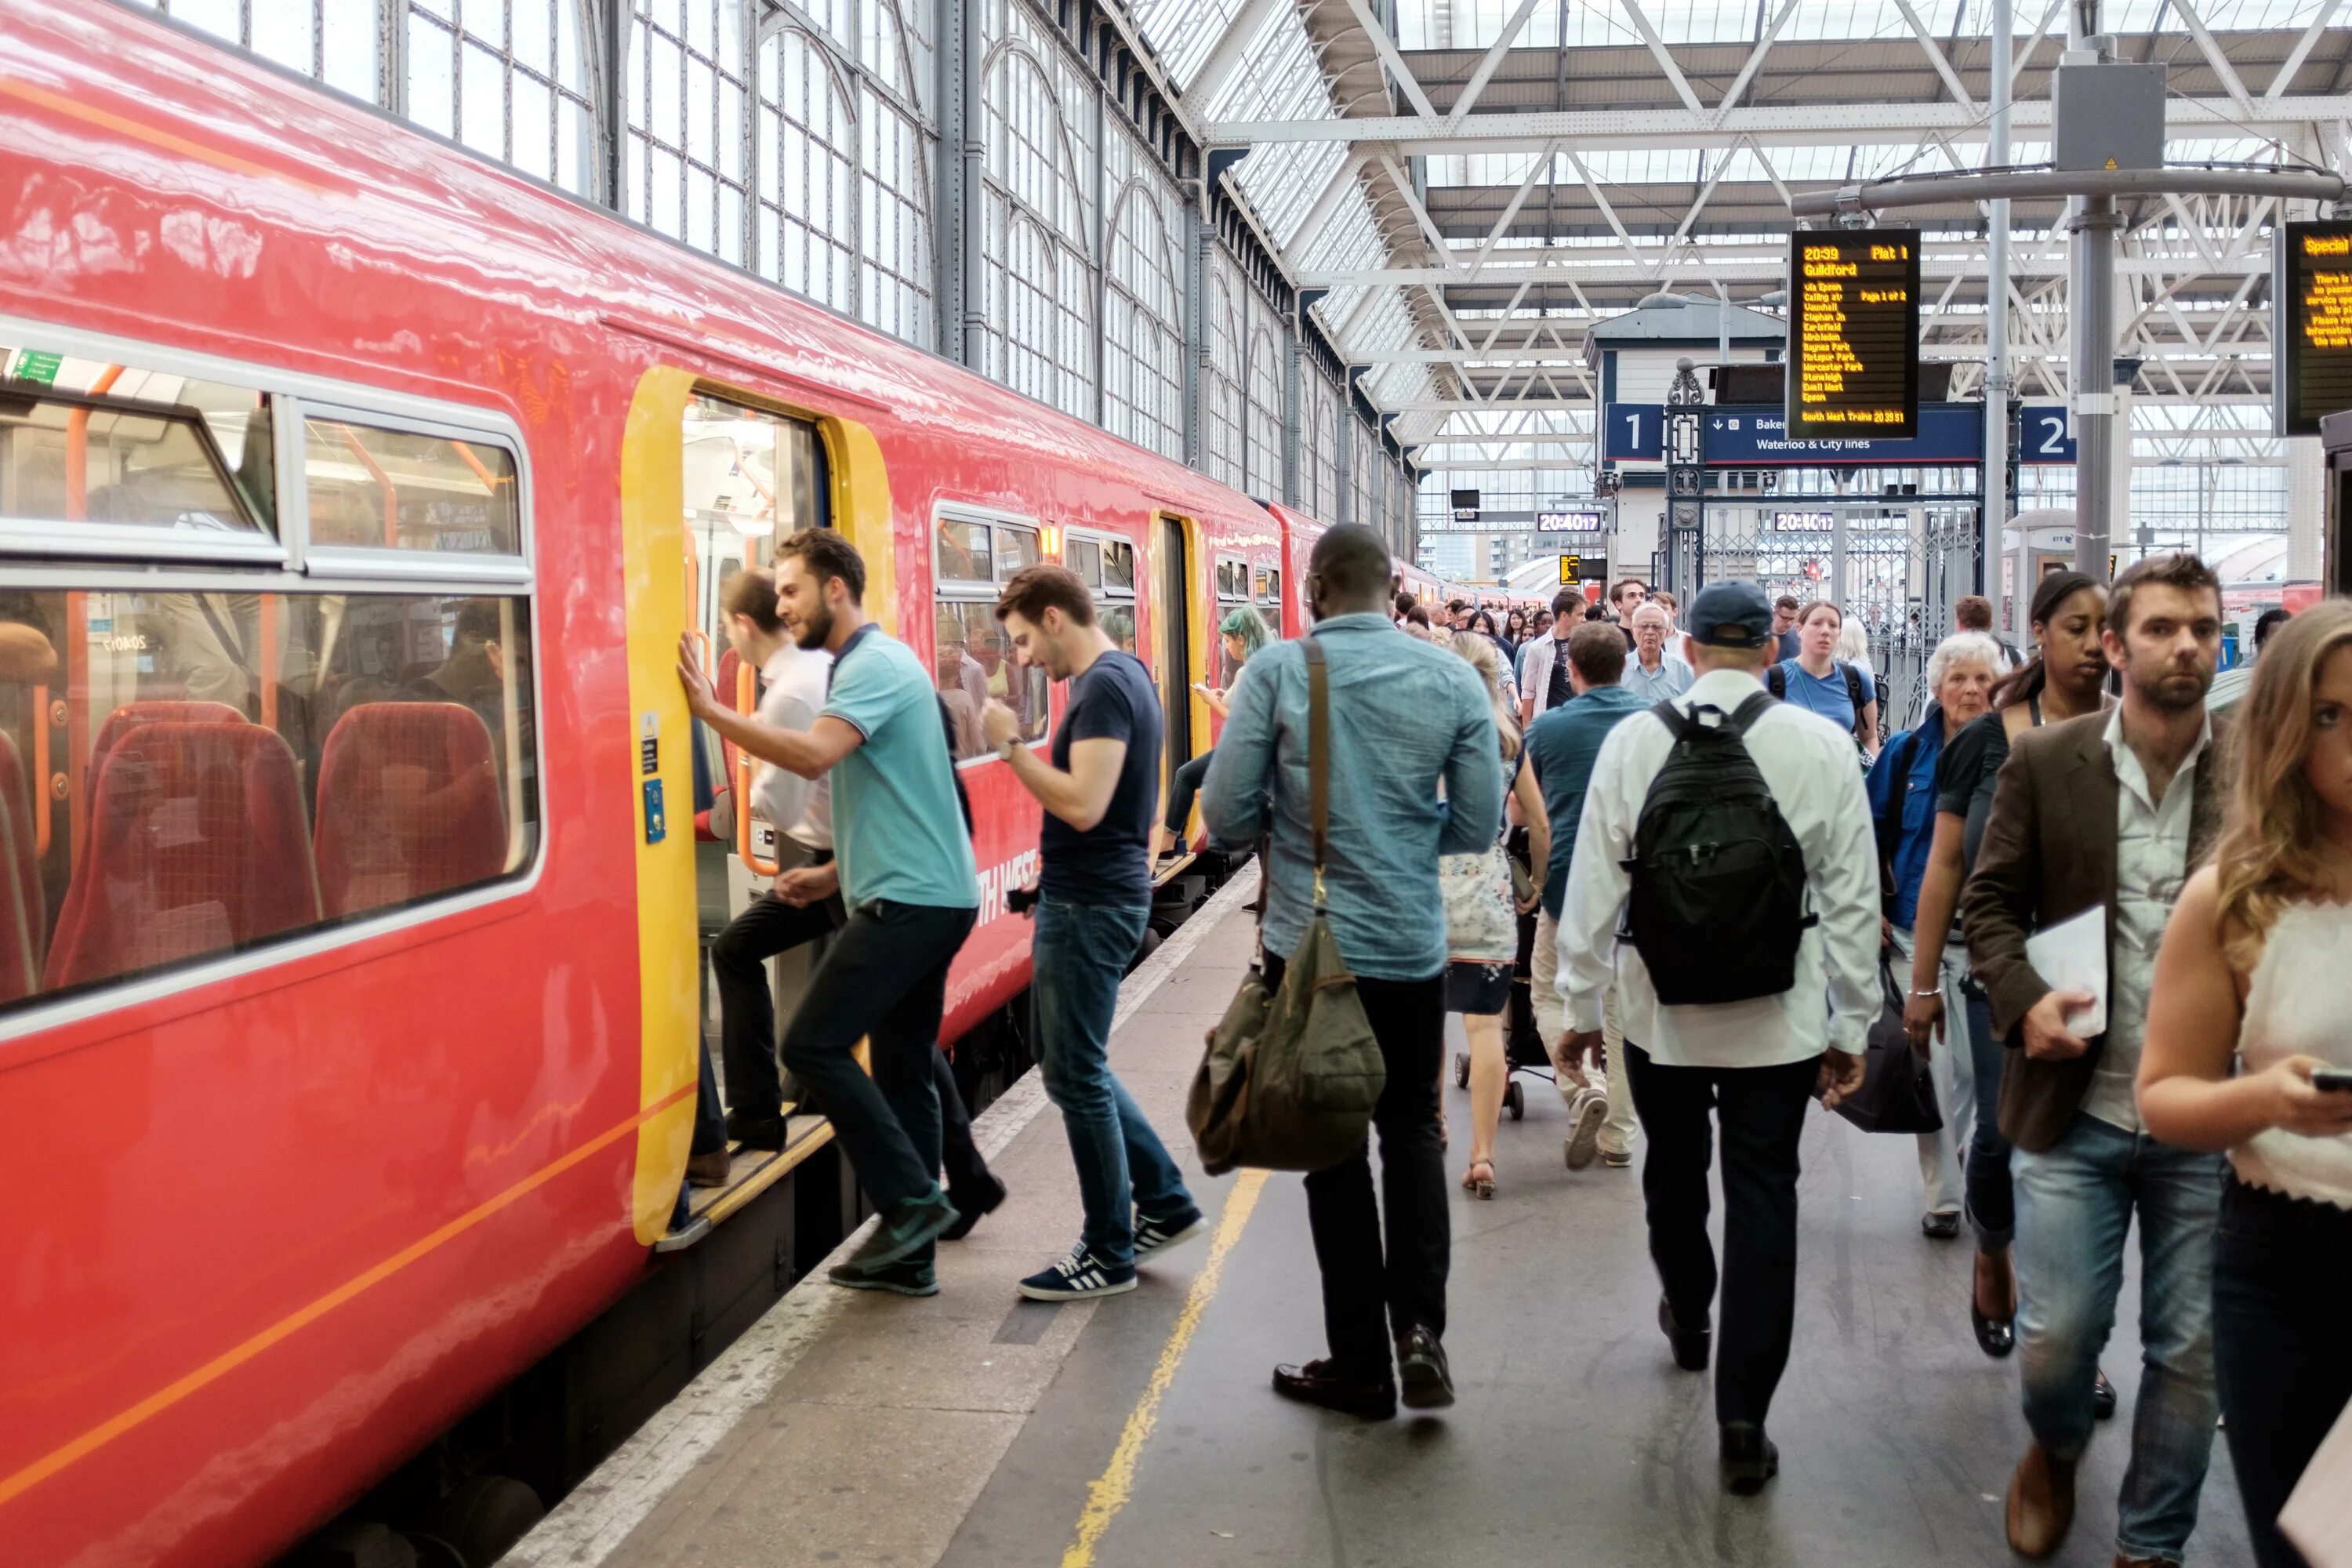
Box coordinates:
[682,394,826,546]
[0,348,279,562]
[937,518,991,584]
[1102,539,1135,593]
[0,588,539,1019]
[1255,567,1283,639]
[997,527,1043,575]
[932,513,1050,761]
[1213,557,1253,683]
[304,418,520,555]
[1062,528,1138,662]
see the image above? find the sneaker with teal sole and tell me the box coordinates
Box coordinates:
[835,1190,960,1279]
[827,1257,938,1296]
[1018,1245,1138,1301]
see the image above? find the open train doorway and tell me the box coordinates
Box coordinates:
[1155,514,1195,815]
[670,389,832,1245]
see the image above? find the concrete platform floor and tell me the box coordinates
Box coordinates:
[511,877,2253,1568]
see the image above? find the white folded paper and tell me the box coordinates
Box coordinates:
[2024,906,2107,1038]
[2283,1393,2352,1568]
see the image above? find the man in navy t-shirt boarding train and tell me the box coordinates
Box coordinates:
[984,564,1204,1301]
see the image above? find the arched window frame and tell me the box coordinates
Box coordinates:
[978,31,1097,419]
[1102,174,1185,462]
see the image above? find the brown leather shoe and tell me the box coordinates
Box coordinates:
[2005,1444,2077,1559]
[1272,1359,1396,1420]
[685,1149,733,1188]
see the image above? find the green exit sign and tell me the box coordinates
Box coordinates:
[8,349,63,385]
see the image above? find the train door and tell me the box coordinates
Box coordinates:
[1153,514,1198,816]
[667,388,829,1240]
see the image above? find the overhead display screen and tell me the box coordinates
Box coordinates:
[2278,220,2352,437]
[1787,228,1921,439]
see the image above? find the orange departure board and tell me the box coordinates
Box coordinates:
[1786,228,1921,439]
[2278,220,2352,437]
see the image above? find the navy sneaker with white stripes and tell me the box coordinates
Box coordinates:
[1017,1245,1138,1301]
[1133,1206,1207,1259]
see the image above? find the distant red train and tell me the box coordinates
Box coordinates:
[0,6,1341,1564]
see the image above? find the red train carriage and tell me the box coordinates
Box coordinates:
[0,5,1324,1564]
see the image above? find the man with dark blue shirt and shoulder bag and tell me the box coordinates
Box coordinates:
[985,565,1204,1302]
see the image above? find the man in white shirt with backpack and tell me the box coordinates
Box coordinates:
[1555,579,1877,1496]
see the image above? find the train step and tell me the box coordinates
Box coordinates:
[655,1109,838,1253]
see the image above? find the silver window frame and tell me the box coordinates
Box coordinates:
[0,310,551,1048]
[931,499,1048,768]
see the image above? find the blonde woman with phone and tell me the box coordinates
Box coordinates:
[2141,601,2352,1568]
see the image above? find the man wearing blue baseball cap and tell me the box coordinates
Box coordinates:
[1554,578,1878,1494]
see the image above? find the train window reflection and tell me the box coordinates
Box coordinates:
[304,418,519,554]
[932,600,1046,760]
[937,519,990,583]
[0,350,270,535]
[0,588,538,1018]
[996,527,1042,575]
[1068,537,1101,586]
[1102,539,1134,592]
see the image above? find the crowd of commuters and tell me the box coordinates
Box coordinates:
[677,525,2344,1564]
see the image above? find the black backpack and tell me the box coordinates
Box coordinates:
[1621,692,1815,1006]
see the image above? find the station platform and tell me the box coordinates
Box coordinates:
[508,877,2253,1568]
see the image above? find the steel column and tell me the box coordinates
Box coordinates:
[1984,0,2012,630]
[2071,195,2121,581]
[933,0,967,362]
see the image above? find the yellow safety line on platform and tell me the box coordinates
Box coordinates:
[1060,1167,1269,1568]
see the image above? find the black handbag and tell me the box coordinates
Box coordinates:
[1824,954,1944,1135]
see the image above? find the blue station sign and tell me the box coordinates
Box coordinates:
[1606,402,1984,466]
[2016,405,2078,464]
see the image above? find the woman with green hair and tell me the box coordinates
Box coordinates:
[1152,606,1270,863]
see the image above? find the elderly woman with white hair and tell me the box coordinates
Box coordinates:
[1867,631,2003,1240]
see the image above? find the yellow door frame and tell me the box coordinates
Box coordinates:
[616,366,892,1244]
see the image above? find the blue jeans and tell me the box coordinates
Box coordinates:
[1960,981,2014,1247]
[2013,1112,2225,1562]
[1032,897,1192,1269]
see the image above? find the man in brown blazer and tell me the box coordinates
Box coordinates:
[1962,554,2231,1568]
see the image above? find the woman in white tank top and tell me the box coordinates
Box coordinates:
[2141,601,2352,1568]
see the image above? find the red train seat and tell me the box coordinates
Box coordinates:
[0,729,43,1004]
[84,701,247,815]
[43,721,321,991]
[313,702,506,918]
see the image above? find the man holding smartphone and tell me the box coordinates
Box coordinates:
[985,564,1204,1301]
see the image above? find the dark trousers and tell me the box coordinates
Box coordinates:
[711,889,844,1121]
[1163,750,1214,836]
[1624,1043,1820,1428]
[1263,953,1449,1377]
[2215,1176,2352,1568]
[778,901,977,1249]
[1960,980,2016,1247]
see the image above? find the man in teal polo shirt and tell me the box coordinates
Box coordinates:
[680,529,978,1297]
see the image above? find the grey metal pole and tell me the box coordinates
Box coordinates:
[2072,194,2120,582]
[1985,0,2013,632]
